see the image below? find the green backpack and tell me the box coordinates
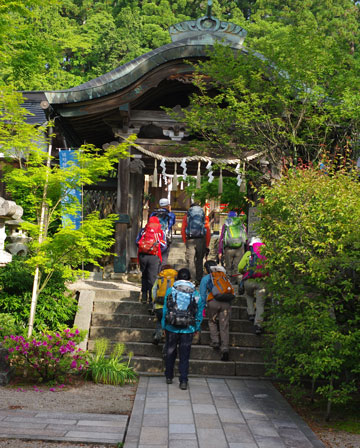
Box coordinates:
[224,217,247,248]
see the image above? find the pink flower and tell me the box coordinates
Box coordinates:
[75,329,80,335]
[49,388,55,392]
[70,360,77,369]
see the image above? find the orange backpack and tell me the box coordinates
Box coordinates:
[207,270,235,302]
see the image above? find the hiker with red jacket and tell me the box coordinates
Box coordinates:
[181,203,211,284]
[199,260,235,361]
[136,216,166,304]
[238,237,268,335]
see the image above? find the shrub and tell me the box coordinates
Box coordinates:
[0,256,78,331]
[0,313,23,339]
[2,327,89,383]
[88,338,138,386]
[258,161,360,419]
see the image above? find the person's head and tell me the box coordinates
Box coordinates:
[249,237,262,247]
[177,268,191,281]
[227,211,237,218]
[204,260,217,274]
[159,198,170,209]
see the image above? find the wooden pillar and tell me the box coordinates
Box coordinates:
[114,157,130,273]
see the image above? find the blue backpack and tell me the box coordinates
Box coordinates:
[152,209,171,245]
[165,280,198,328]
[186,205,205,239]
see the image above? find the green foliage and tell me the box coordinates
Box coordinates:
[0,257,78,331]
[0,313,22,339]
[2,328,88,383]
[185,176,247,213]
[0,0,254,90]
[258,161,360,417]
[88,338,138,386]
[180,0,360,180]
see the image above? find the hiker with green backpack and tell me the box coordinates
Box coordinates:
[218,211,247,278]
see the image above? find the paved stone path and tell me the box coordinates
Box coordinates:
[0,376,326,447]
[125,376,325,448]
[0,409,128,445]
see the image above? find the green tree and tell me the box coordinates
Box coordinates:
[257,160,360,419]
[1,87,132,335]
[179,0,360,182]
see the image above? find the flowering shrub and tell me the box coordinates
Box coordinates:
[2,327,89,383]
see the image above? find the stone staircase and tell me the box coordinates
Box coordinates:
[86,236,266,377]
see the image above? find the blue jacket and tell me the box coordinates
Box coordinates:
[149,208,176,233]
[161,280,205,333]
[199,273,212,303]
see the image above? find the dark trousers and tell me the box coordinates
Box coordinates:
[165,331,193,383]
[139,253,160,302]
[161,245,170,267]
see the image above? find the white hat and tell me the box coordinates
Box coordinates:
[249,237,262,246]
[210,265,227,274]
[159,198,170,207]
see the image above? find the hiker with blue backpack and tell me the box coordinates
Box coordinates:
[150,198,176,266]
[218,211,247,278]
[161,268,205,390]
[181,203,211,284]
[238,237,268,335]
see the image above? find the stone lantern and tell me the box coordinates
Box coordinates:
[0,197,23,266]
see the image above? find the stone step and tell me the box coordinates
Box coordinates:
[128,356,266,377]
[93,289,140,302]
[91,313,255,333]
[87,341,264,363]
[93,301,249,319]
[89,327,264,348]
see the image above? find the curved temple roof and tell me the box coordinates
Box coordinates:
[45,2,247,106]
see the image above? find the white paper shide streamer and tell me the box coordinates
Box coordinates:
[180,157,187,180]
[235,163,242,187]
[160,157,167,185]
[206,160,214,183]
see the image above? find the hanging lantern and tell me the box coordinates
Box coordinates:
[152,159,158,187]
[196,161,201,189]
[180,179,184,190]
[159,173,162,188]
[218,167,223,194]
[172,162,178,190]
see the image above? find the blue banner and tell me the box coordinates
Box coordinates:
[59,150,82,230]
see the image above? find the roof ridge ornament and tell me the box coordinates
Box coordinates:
[206,0,213,19]
[169,0,247,47]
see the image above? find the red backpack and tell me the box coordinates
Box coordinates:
[138,222,162,256]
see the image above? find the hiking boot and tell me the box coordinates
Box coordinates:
[248,314,255,322]
[166,378,172,384]
[221,351,229,362]
[254,325,263,335]
[179,382,188,390]
[210,342,220,349]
